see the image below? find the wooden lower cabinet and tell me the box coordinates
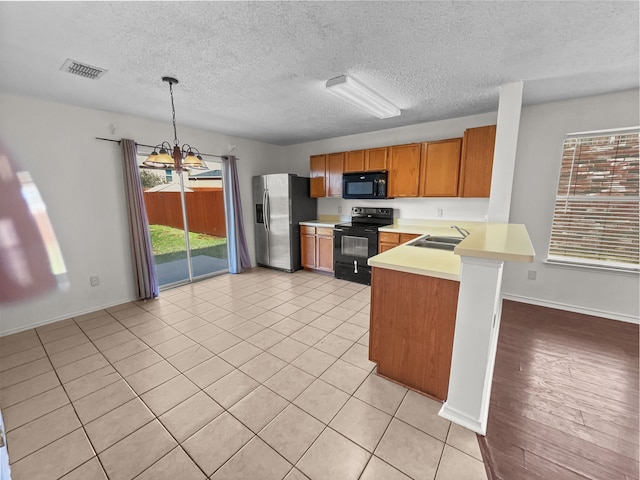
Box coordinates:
[369,267,459,401]
[301,227,317,268]
[378,231,421,253]
[316,229,334,272]
[301,226,334,273]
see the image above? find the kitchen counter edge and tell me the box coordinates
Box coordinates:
[369,222,535,280]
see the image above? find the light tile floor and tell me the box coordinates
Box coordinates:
[0,268,488,480]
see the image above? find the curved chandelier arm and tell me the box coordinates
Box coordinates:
[181,144,199,155]
[181,144,208,170]
[143,141,176,169]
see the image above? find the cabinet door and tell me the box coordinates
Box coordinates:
[399,233,421,244]
[327,152,344,197]
[378,242,397,253]
[344,151,365,173]
[379,232,400,244]
[370,267,459,400]
[316,229,334,272]
[458,125,496,198]
[388,144,421,197]
[419,138,462,197]
[310,155,326,198]
[365,147,388,171]
[301,228,317,268]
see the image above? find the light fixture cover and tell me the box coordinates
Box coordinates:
[182,152,208,170]
[325,75,401,119]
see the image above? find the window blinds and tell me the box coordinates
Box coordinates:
[548,129,639,270]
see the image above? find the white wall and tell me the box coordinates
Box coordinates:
[2,89,636,334]
[503,89,640,322]
[0,93,285,335]
[284,111,498,221]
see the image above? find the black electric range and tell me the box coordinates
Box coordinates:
[333,207,394,285]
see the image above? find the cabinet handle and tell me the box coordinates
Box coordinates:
[353,260,358,274]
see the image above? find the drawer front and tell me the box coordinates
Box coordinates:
[399,233,421,244]
[378,232,400,243]
[301,226,316,235]
[316,227,334,237]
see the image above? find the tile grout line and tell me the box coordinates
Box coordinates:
[32,324,113,480]
[3,269,466,480]
[2,273,350,466]
[70,272,364,479]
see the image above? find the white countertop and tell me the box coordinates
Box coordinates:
[369,220,535,280]
[299,215,347,228]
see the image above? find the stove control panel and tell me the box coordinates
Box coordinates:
[350,206,394,223]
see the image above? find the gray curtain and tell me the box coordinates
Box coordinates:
[121,139,159,298]
[222,155,251,273]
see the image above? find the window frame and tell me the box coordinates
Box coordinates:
[546,127,639,273]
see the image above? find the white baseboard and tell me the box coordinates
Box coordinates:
[0,296,137,337]
[501,293,639,325]
[439,403,486,436]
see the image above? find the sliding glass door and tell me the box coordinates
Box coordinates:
[137,154,229,288]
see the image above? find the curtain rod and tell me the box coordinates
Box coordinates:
[95,137,226,159]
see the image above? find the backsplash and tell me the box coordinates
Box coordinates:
[317,197,489,222]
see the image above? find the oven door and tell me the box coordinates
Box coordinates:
[333,226,378,285]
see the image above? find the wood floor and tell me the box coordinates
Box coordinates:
[480,300,639,480]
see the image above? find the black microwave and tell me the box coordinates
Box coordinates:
[342,171,388,199]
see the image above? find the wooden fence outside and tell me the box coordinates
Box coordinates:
[143,188,227,237]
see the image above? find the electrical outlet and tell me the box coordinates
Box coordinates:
[90,275,100,287]
[437,208,443,218]
[527,270,537,280]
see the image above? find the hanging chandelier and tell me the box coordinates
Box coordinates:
[143,76,207,172]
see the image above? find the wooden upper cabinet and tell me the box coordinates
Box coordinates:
[365,147,388,171]
[344,148,388,172]
[309,154,326,198]
[388,143,421,198]
[344,150,365,173]
[419,138,462,197]
[459,125,496,198]
[327,152,344,197]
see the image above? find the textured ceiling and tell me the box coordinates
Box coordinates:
[0,1,637,145]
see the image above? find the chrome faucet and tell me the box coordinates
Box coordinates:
[451,225,470,238]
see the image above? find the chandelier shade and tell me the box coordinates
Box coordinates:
[143,77,207,172]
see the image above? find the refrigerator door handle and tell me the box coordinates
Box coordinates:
[265,190,270,231]
[262,190,269,231]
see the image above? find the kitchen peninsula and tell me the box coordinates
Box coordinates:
[368,220,535,435]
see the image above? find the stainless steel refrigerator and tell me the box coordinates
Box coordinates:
[252,174,317,272]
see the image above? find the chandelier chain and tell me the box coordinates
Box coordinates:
[169,81,179,146]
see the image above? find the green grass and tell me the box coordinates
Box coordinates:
[149,224,226,256]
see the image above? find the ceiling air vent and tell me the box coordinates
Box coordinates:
[60,59,107,80]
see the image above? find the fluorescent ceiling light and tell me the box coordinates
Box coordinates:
[325,75,401,119]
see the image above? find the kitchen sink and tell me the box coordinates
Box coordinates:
[408,235,463,251]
